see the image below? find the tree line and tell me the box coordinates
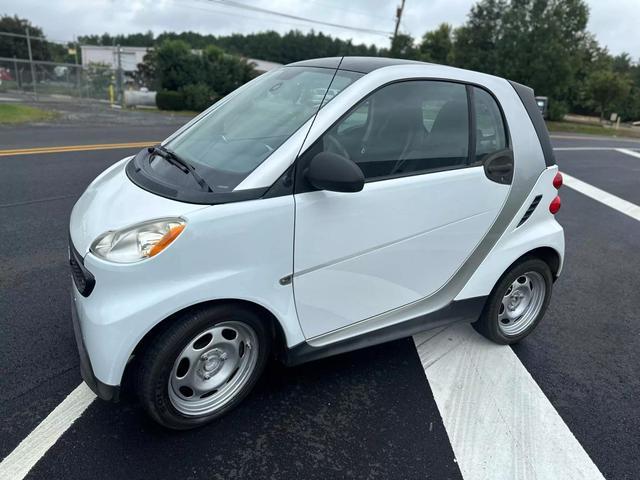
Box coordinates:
[78,0,640,121]
[2,0,638,119]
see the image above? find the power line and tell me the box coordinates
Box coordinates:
[203,0,393,37]
[271,0,392,22]
[172,0,370,36]
[0,30,73,45]
[0,31,47,42]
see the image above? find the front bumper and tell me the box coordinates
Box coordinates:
[71,291,120,401]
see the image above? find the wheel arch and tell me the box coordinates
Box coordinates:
[521,246,561,279]
[494,246,562,290]
[122,298,288,389]
[455,239,564,302]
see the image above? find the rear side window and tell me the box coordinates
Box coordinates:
[315,80,470,181]
[473,87,507,162]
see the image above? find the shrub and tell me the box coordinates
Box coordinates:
[156,90,184,110]
[548,100,568,121]
[180,83,217,111]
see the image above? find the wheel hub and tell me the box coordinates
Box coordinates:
[498,271,546,336]
[168,321,260,417]
[198,348,227,379]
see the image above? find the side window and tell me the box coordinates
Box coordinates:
[337,101,369,135]
[318,80,469,181]
[473,87,507,162]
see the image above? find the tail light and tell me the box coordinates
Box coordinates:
[553,172,563,189]
[550,171,562,214]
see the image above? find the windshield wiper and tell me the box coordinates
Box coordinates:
[148,145,213,193]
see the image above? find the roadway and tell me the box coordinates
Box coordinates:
[0,125,638,479]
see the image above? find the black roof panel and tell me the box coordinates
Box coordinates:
[286,56,429,74]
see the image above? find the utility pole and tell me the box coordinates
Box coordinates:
[116,44,124,107]
[392,0,406,45]
[12,56,20,90]
[25,27,37,99]
[72,36,81,96]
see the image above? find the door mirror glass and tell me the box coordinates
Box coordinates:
[305,152,364,193]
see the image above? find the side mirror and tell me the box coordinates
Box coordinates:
[305,152,364,193]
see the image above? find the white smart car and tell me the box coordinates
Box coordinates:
[69,57,564,429]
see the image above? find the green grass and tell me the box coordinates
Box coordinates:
[546,120,640,139]
[0,104,57,124]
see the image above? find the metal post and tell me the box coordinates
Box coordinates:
[25,27,37,99]
[116,44,123,107]
[13,56,20,90]
[73,37,81,97]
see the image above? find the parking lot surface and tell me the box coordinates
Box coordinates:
[1,125,639,479]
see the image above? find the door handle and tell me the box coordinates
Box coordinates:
[486,163,512,174]
[483,150,513,184]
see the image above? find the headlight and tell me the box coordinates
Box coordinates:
[90,218,186,263]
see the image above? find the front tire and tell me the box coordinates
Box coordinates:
[473,258,553,344]
[136,304,270,430]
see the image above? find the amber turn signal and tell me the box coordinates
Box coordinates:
[149,225,186,257]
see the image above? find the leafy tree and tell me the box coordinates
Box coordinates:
[389,33,417,59]
[586,70,632,121]
[419,23,454,64]
[451,0,505,72]
[79,29,380,65]
[153,40,201,91]
[77,31,154,47]
[132,50,157,89]
[140,40,255,110]
[451,0,590,115]
[0,15,51,60]
[567,34,611,115]
[201,45,255,96]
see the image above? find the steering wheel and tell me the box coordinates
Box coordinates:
[324,133,350,159]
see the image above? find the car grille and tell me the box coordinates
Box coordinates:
[69,239,96,297]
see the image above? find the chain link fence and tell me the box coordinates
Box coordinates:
[0,57,116,100]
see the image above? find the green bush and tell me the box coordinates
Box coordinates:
[548,100,568,121]
[156,90,184,110]
[180,83,217,111]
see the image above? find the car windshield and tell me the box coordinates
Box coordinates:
[150,66,362,193]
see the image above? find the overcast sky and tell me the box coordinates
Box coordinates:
[1,0,638,60]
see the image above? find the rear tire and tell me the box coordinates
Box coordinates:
[473,258,553,344]
[135,304,270,430]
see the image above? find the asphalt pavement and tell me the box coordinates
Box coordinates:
[1,124,639,479]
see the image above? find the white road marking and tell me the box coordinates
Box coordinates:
[563,173,640,221]
[0,383,95,480]
[616,147,640,159]
[414,324,605,480]
[551,134,640,143]
[0,142,633,480]
[553,147,623,151]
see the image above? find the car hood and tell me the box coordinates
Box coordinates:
[69,157,205,255]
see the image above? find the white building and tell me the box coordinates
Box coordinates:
[80,45,281,74]
[80,45,149,72]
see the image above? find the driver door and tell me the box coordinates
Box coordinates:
[292,80,510,339]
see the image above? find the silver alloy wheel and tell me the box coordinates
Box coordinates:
[168,321,259,417]
[498,271,546,336]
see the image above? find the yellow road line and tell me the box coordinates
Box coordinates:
[0,141,159,157]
